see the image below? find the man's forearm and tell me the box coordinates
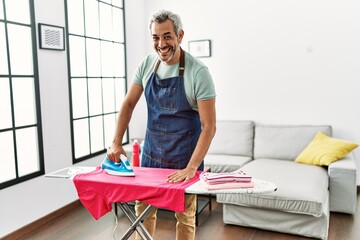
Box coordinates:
[112,83,144,147]
[112,103,133,146]
[187,123,216,170]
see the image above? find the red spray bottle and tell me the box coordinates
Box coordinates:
[132,139,140,167]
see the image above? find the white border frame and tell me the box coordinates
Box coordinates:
[188,39,211,58]
[38,23,65,51]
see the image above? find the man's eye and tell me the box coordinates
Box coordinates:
[153,37,159,41]
[164,36,172,40]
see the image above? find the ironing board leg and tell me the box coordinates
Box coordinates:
[117,203,154,240]
[120,203,152,240]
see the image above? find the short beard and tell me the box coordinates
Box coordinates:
[157,46,179,64]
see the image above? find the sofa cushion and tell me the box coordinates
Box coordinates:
[222,198,329,240]
[204,154,252,173]
[295,131,358,166]
[254,124,332,160]
[217,159,329,217]
[208,120,254,157]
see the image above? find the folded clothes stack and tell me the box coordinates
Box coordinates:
[199,170,254,190]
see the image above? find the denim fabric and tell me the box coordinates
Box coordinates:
[142,49,203,171]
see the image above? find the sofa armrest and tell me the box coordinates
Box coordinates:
[328,154,357,214]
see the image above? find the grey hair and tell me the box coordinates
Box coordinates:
[149,10,183,36]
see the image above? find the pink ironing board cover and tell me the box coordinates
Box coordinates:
[73,166,200,220]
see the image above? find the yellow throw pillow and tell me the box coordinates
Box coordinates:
[295,131,358,166]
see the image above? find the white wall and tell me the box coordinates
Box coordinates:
[1,0,360,237]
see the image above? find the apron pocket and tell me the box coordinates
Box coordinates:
[154,78,177,110]
[143,128,194,168]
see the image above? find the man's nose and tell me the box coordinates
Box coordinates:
[158,38,166,48]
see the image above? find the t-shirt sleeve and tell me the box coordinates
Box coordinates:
[133,60,145,88]
[194,67,216,101]
[132,55,157,88]
[132,54,158,89]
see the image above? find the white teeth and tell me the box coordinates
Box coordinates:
[159,47,171,53]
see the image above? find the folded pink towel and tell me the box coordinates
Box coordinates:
[200,177,254,190]
[200,170,252,185]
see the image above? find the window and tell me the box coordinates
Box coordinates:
[66,0,128,163]
[0,0,44,190]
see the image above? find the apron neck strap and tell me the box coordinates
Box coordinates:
[153,48,185,76]
[179,48,185,77]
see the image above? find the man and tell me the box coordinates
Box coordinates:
[107,9,216,240]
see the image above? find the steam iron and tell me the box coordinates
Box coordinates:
[101,154,135,177]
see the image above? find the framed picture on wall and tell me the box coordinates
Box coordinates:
[38,23,65,51]
[188,39,211,58]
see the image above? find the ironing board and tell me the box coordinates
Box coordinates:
[46,166,277,240]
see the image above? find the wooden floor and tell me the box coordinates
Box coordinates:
[20,192,359,240]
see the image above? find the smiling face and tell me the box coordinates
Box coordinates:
[151,19,184,65]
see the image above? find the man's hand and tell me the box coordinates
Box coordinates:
[107,144,126,163]
[167,167,197,183]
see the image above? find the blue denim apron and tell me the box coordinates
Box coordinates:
[142,48,204,171]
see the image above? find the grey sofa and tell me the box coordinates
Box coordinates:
[204,120,357,240]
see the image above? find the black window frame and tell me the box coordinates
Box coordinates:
[64,0,129,164]
[0,0,44,190]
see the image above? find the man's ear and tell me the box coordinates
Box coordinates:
[178,29,184,43]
